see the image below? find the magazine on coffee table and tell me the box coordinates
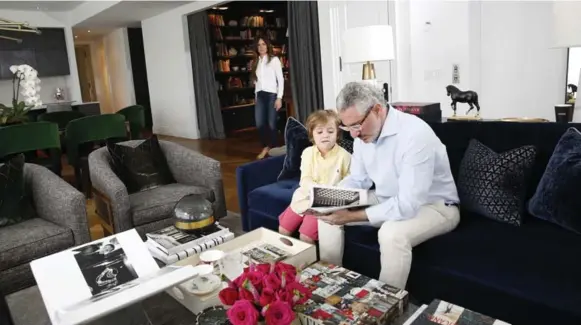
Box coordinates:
[405,299,511,325]
[30,229,199,325]
[306,185,379,215]
[146,223,232,255]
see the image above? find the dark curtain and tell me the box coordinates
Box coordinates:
[288,1,325,123]
[187,12,225,139]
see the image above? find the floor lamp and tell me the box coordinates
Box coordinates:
[341,25,395,101]
[552,1,581,122]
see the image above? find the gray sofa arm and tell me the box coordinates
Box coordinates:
[88,147,132,233]
[160,141,227,219]
[25,164,91,245]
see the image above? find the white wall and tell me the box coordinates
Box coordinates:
[141,1,223,139]
[0,9,82,105]
[479,1,566,121]
[402,0,473,110]
[319,0,568,121]
[317,1,392,109]
[102,28,136,111]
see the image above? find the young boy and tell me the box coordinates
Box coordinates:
[278,110,351,244]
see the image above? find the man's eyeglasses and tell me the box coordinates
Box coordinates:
[339,106,373,132]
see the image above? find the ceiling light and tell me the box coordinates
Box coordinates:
[75,35,78,38]
[259,9,274,13]
[87,30,91,33]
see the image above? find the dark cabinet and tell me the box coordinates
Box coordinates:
[0,28,69,80]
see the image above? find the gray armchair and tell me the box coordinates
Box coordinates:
[88,140,227,236]
[0,164,90,294]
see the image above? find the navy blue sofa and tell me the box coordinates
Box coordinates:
[237,121,581,325]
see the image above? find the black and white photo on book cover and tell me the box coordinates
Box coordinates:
[72,236,138,298]
[307,185,379,215]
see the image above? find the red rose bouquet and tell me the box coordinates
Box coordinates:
[219,261,312,325]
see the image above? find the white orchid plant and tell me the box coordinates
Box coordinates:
[0,64,42,124]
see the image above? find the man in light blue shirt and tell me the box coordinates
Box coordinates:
[318,81,460,289]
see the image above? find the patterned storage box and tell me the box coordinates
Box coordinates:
[296,262,409,325]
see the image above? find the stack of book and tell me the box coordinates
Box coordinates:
[403,299,511,325]
[295,261,409,324]
[146,223,234,264]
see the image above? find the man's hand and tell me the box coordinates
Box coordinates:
[318,209,367,226]
[274,98,282,111]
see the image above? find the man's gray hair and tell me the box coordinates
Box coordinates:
[336,81,387,114]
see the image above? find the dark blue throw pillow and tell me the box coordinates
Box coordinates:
[277,117,311,181]
[528,127,581,234]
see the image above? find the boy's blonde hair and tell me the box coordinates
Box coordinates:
[305,109,341,143]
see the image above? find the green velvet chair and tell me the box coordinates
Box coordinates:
[38,111,85,130]
[65,114,128,195]
[0,122,61,176]
[118,105,146,139]
[38,111,86,153]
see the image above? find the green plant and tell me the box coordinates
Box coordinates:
[0,100,30,124]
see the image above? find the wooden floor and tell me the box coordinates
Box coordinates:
[63,132,270,240]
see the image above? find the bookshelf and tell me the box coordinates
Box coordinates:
[207,1,289,135]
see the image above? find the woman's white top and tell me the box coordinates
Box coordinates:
[255,55,284,99]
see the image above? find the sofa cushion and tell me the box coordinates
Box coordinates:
[130,183,214,226]
[528,127,581,234]
[248,179,300,218]
[457,139,536,226]
[412,213,581,315]
[0,218,74,271]
[278,117,310,181]
[107,135,176,194]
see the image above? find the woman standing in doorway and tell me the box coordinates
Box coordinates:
[252,36,284,159]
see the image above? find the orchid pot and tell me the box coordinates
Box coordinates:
[0,64,42,125]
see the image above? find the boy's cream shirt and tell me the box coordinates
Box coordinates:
[290,144,351,214]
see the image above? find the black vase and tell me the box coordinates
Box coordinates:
[555,104,574,123]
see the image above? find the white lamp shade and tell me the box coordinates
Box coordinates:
[342,25,395,63]
[553,1,581,48]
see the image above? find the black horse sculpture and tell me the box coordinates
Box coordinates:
[446,85,480,117]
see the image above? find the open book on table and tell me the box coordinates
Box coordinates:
[30,229,199,325]
[305,184,380,215]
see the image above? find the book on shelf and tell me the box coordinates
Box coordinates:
[304,185,380,215]
[30,229,199,325]
[296,261,409,325]
[146,224,235,265]
[404,299,511,325]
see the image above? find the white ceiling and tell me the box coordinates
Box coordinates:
[0,1,84,12]
[75,1,192,28]
[73,27,116,42]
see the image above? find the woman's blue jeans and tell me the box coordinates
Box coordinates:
[255,91,278,148]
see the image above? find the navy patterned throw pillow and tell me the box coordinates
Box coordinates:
[0,154,36,227]
[457,139,537,226]
[278,117,311,181]
[528,127,581,234]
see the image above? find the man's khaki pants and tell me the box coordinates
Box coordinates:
[318,201,460,289]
